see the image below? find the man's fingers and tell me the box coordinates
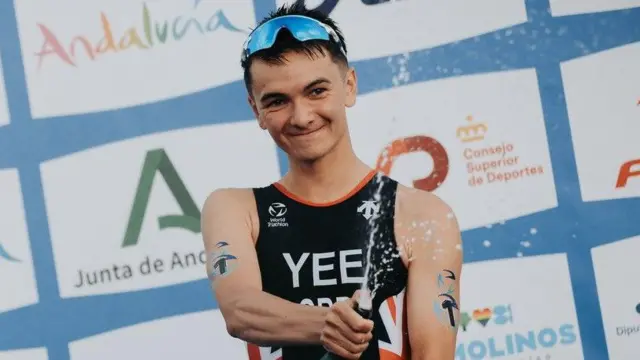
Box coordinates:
[335,301,374,333]
[321,295,374,360]
[326,308,371,344]
[322,338,352,359]
[321,327,368,359]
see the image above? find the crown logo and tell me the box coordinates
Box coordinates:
[456,115,488,143]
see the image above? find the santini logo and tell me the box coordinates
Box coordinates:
[0,242,21,263]
[267,203,288,228]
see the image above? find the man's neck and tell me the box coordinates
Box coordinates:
[280,143,373,204]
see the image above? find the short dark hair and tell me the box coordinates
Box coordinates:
[241,3,349,94]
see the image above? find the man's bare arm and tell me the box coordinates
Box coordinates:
[396,187,463,359]
[201,188,328,346]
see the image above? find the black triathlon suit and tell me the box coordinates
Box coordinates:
[247,171,410,360]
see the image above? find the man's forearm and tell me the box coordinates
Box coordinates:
[225,289,329,346]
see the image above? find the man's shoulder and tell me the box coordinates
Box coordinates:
[395,183,455,222]
[394,184,463,270]
[202,187,258,217]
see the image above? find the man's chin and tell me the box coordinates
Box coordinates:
[292,152,323,163]
[287,147,328,163]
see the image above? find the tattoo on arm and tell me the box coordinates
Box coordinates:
[433,269,460,331]
[208,241,238,284]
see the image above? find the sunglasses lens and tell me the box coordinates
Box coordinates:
[244,16,334,58]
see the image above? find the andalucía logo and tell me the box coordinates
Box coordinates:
[34,2,246,69]
[122,148,201,248]
[0,242,20,263]
[455,304,577,360]
[73,148,205,290]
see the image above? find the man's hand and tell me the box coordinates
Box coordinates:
[320,291,374,359]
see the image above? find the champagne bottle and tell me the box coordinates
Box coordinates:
[319,290,373,360]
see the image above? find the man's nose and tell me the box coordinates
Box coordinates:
[289,101,315,128]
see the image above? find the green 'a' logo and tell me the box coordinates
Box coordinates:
[122,148,201,247]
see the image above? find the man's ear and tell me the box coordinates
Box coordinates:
[248,95,266,129]
[344,67,358,108]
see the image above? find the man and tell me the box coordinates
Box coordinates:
[201,3,463,359]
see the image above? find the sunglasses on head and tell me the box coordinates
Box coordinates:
[241,15,346,62]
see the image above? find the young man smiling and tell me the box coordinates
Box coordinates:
[201,3,463,359]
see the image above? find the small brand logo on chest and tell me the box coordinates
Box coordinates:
[267,202,289,228]
[357,200,380,220]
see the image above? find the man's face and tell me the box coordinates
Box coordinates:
[248,51,357,161]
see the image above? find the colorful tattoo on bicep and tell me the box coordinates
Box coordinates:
[433,269,460,331]
[208,241,238,284]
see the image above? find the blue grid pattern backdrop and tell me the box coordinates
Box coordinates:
[0,0,639,359]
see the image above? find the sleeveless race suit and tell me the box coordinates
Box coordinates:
[247,171,410,360]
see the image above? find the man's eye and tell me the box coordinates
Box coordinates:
[311,88,326,96]
[268,99,286,107]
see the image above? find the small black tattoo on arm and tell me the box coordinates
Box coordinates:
[433,269,460,330]
[208,241,238,283]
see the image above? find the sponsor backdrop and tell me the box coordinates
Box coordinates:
[0,0,638,359]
